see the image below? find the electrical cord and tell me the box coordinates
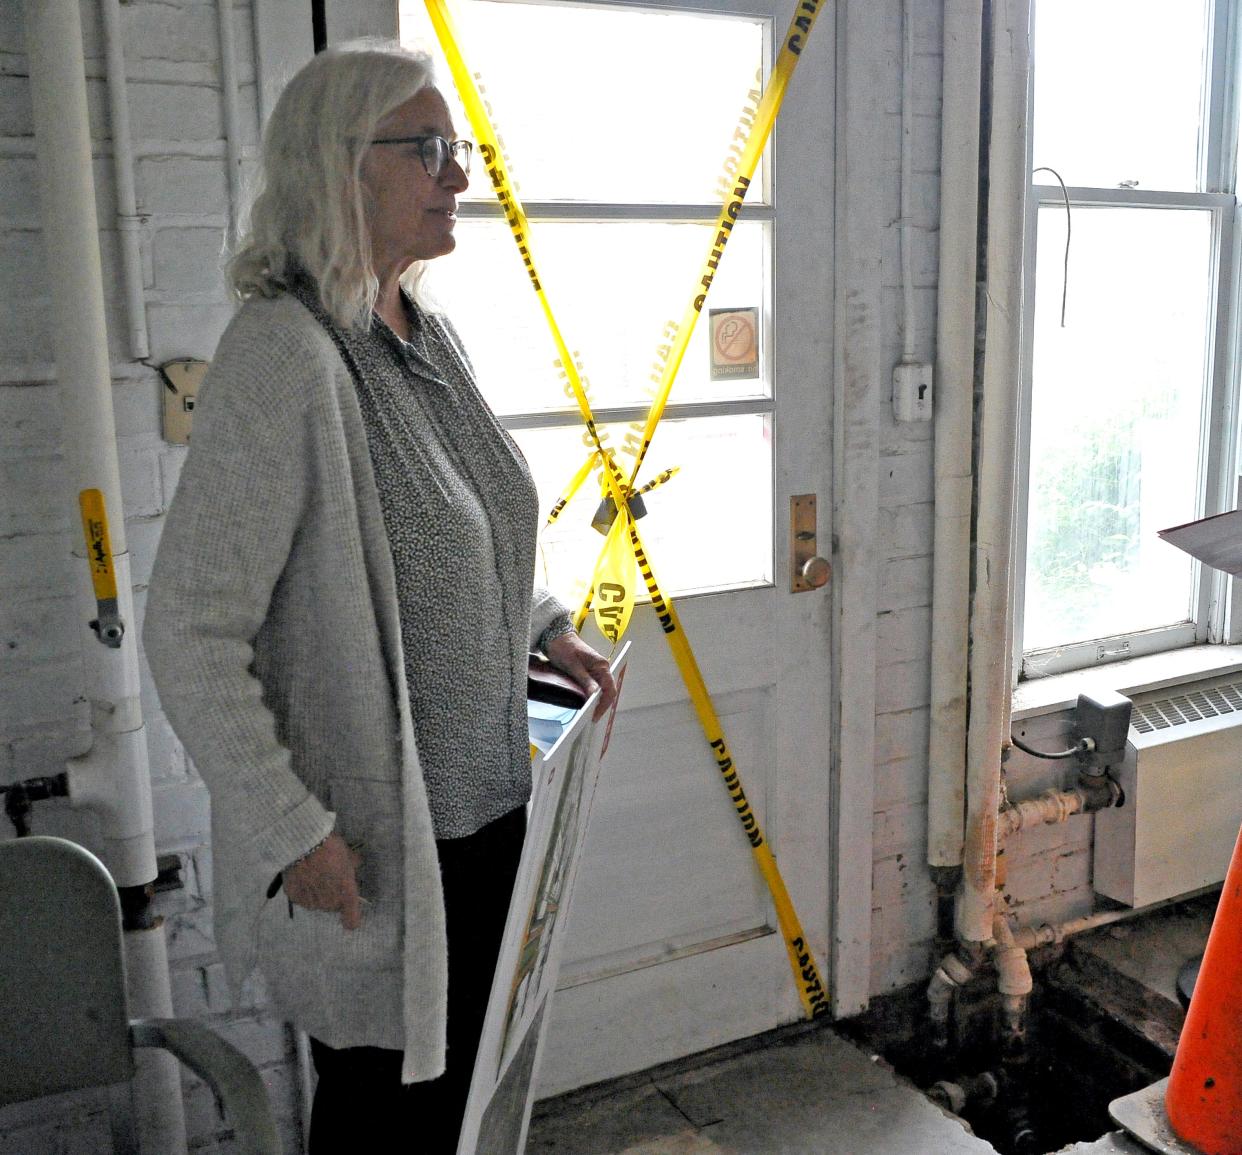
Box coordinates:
[1009,733,1094,760]
[1032,165,1071,327]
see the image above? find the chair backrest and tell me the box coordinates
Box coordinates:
[0,835,134,1105]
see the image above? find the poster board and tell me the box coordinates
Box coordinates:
[1158,508,1242,576]
[457,643,630,1155]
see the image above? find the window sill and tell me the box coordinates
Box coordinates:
[1012,643,1242,721]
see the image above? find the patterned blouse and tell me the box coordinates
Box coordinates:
[290,275,572,838]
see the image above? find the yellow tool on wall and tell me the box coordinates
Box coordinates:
[424,0,830,1020]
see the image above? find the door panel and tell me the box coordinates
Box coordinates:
[558,685,776,987]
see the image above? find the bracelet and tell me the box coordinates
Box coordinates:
[266,832,332,901]
[287,832,332,872]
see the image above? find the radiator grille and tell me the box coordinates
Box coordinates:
[1131,681,1242,733]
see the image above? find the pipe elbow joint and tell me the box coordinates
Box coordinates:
[67,727,156,887]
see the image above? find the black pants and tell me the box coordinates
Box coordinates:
[308,806,527,1154]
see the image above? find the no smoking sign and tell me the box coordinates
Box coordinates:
[709,307,760,381]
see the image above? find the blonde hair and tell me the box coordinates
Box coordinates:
[228,41,435,329]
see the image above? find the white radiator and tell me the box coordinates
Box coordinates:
[1093,678,1242,907]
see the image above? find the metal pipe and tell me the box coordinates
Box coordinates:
[217,0,245,241]
[899,0,917,363]
[927,0,984,871]
[23,2,182,1148]
[957,0,1032,945]
[997,777,1122,840]
[99,0,149,360]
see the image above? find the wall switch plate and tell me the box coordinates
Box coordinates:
[893,361,933,422]
[159,359,207,444]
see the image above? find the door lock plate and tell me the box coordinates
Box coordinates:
[790,494,831,592]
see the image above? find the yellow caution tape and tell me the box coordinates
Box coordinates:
[545,449,599,527]
[633,466,680,499]
[78,488,117,602]
[592,507,636,645]
[424,0,829,1020]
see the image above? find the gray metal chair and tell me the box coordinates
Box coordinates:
[0,835,280,1153]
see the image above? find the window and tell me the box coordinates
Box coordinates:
[398,1,775,608]
[1016,0,1241,679]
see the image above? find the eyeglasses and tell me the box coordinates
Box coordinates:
[369,134,473,178]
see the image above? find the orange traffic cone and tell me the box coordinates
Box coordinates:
[1165,820,1242,1154]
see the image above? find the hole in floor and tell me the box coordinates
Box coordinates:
[839,935,1188,1155]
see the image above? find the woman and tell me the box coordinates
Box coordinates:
[143,41,616,1153]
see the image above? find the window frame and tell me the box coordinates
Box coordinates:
[1014,0,1242,683]
[400,0,783,599]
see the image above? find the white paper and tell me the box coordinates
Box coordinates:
[456,643,631,1155]
[1157,508,1242,577]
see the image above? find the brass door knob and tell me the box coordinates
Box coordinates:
[801,556,831,588]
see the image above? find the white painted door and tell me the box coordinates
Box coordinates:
[394,0,837,1092]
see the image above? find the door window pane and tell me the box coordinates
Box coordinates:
[425,217,767,413]
[400,1,767,204]
[1023,205,1211,651]
[1032,0,1210,192]
[516,413,772,605]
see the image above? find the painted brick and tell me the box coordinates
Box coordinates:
[0,531,72,599]
[879,555,931,612]
[1003,888,1094,932]
[875,705,928,766]
[873,800,928,860]
[877,605,931,665]
[170,960,212,1019]
[145,710,188,782]
[873,753,928,812]
[880,110,943,180]
[0,658,84,736]
[203,961,233,1012]
[879,448,934,508]
[128,514,164,589]
[0,592,78,667]
[131,80,224,142]
[163,904,217,962]
[152,778,212,845]
[158,445,189,509]
[146,303,236,363]
[193,842,215,901]
[153,226,229,296]
[879,502,934,561]
[117,440,165,518]
[874,657,930,715]
[124,2,222,67]
[112,376,163,440]
[138,156,229,216]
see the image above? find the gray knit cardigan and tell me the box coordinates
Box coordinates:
[143,293,568,1083]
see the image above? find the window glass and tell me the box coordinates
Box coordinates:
[516,413,773,605]
[424,217,768,414]
[1032,0,1211,192]
[400,1,767,204]
[1023,205,1211,651]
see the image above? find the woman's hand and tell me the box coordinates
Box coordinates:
[283,832,364,930]
[545,632,619,721]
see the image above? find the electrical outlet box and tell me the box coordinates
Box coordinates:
[159,359,207,445]
[893,361,933,422]
[1074,688,1132,772]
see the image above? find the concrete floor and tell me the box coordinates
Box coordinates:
[525,1020,1156,1154]
[527,897,1219,1155]
[526,1023,996,1154]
